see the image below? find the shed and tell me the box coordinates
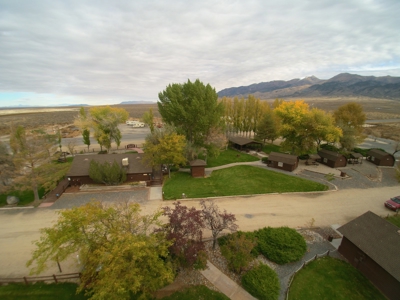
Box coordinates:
[67,153,153,186]
[228,136,262,151]
[367,149,395,167]
[337,211,400,300]
[317,149,347,168]
[267,152,299,172]
[190,159,207,178]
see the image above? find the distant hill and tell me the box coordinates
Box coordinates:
[218,73,400,100]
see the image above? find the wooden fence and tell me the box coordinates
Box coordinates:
[0,273,81,285]
[285,249,337,299]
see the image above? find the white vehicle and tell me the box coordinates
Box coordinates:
[126,120,145,127]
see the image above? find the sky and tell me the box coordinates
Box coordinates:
[0,0,399,107]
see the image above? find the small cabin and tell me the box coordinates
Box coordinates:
[190,159,207,178]
[317,149,347,168]
[267,152,299,172]
[367,149,395,167]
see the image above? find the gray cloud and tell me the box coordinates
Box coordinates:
[0,0,399,105]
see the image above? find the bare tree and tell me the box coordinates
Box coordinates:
[200,199,238,249]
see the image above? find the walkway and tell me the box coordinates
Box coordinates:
[200,260,256,300]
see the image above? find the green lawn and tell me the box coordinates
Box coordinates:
[288,257,386,300]
[204,148,259,168]
[0,188,45,207]
[163,165,327,199]
[0,282,87,300]
[385,213,400,227]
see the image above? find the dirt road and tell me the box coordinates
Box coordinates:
[1,185,398,278]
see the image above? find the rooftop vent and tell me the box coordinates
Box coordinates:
[122,158,129,166]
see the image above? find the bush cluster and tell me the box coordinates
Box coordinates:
[242,264,280,300]
[254,227,307,264]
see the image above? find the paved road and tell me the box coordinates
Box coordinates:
[1,185,399,278]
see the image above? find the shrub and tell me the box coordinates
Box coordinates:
[242,264,280,300]
[220,233,257,274]
[255,227,307,264]
[261,157,269,163]
[218,231,259,256]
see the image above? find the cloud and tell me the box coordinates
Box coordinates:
[0,0,399,106]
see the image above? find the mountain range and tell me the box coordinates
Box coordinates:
[217,73,400,100]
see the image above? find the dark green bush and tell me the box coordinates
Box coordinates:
[255,227,307,264]
[261,157,269,163]
[352,148,368,157]
[242,264,280,300]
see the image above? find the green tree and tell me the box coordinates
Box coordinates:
[333,102,366,150]
[142,108,155,133]
[27,201,174,300]
[143,128,187,178]
[82,128,91,151]
[308,108,342,149]
[255,109,280,144]
[10,126,59,201]
[89,160,127,185]
[0,141,14,193]
[158,79,224,146]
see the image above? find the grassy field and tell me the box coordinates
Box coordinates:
[203,148,259,168]
[0,282,87,300]
[163,165,327,199]
[288,257,386,300]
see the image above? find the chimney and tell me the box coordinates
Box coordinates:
[122,158,129,166]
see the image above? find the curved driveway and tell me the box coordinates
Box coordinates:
[1,184,399,277]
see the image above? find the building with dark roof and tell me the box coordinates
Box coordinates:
[67,153,153,186]
[267,152,299,172]
[228,136,262,151]
[317,149,347,168]
[337,211,400,300]
[367,149,395,167]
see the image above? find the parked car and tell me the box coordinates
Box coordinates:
[384,196,400,212]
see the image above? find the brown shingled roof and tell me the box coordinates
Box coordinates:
[338,211,400,281]
[367,149,393,159]
[318,149,344,161]
[190,159,207,167]
[229,136,262,146]
[67,153,152,177]
[268,152,298,164]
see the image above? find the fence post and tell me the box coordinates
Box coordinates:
[23,277,28,285]
[53,274,58,283]
[314,254,318,260]
[327,250,330,257]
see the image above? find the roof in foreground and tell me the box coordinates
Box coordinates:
[338,211,400,281]
[67,153,152,176]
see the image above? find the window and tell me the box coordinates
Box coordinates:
[278,162,283,167]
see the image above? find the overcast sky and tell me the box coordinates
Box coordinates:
[0,0,399,107]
